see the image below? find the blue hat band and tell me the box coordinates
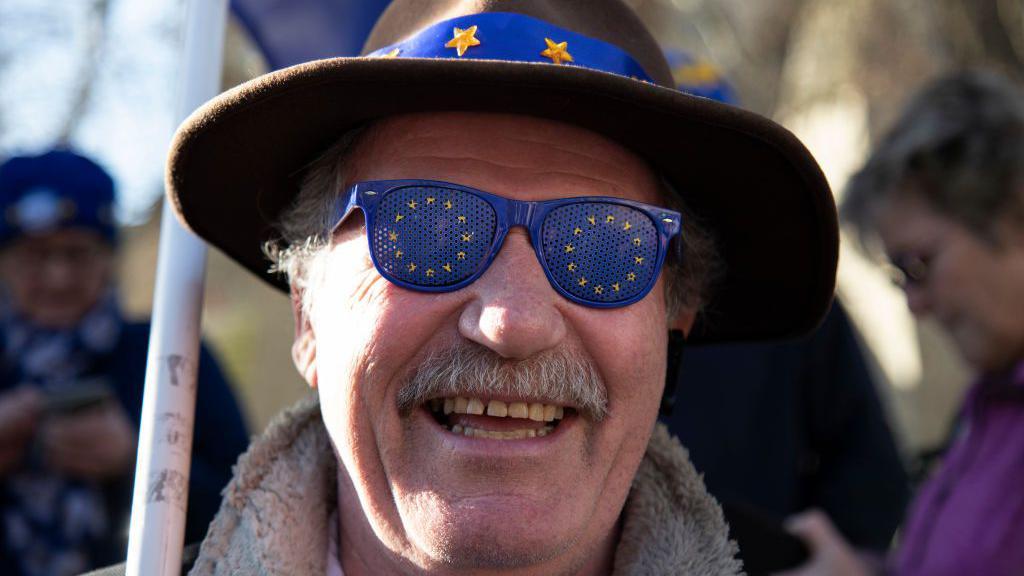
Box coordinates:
[365,12,657,84]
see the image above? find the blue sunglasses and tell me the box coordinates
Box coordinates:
[331,180,682,308]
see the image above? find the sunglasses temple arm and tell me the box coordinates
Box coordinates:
[668,217,684,261]
[329,188,362,235]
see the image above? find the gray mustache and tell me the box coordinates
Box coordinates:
[397,341,608,421]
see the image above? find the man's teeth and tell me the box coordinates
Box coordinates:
[434,397,566,422]
[451,425,555,439]
[425,397,567,440]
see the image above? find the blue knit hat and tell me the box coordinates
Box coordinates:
[0,150,117,245]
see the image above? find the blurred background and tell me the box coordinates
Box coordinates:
[1,0,1021,453]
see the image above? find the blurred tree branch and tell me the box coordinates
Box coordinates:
[56,0,112,146]
[937,0,1023,79]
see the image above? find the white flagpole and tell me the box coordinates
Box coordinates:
[125,0,227,573]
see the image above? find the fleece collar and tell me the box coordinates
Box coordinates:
[189,396,741,575]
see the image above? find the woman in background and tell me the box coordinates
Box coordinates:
[781,71,1024,576]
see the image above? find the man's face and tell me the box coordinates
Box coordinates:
[296,112,693,572]
[0,229,113,329]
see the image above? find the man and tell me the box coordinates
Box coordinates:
[160,1,837,573]
[0,150,248,576]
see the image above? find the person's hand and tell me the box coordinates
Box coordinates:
[774,509,876,576]
[0,387,43,475]
[41,400,137,480]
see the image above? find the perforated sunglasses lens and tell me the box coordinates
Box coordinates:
[370,186,497,287]
[541,202,660,304]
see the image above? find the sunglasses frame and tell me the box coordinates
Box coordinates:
[330,179,683,308]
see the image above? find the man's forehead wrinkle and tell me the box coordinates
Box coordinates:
[391,147,626,181]
[386,154,644,199]
[391,131,639,171]
[353,112,652,174]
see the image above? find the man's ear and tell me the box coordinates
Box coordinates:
[669,306,698,338]
[291,286,318,389]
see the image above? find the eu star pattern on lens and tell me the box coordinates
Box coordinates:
[372,186,497,287]
[542,203,658,303]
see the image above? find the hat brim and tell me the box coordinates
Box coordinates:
[166,57,837,344]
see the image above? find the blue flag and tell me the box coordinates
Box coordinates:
[231,0,391,69]
[663,48,738,105]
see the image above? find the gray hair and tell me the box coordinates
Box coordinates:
[396,339,608,421]
[842,71,1024,252]
[264,126,721,320]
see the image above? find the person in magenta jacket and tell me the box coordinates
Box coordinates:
[782,71,1024,576]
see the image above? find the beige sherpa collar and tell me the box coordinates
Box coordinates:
[190,396,741,575]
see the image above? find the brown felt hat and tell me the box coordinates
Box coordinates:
[166,0,838,344]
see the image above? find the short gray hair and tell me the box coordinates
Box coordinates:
[843,71,1024,251]
[264,126,721,320]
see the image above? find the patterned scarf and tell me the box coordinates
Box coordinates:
[1,292,123,576]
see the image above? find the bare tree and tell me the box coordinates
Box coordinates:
[55,0,113,146]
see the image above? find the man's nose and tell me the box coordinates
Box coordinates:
[458,230,568,359]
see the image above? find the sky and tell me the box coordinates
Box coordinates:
[0,0,184,224]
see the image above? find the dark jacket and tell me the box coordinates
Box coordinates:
[0,322,249,573]
[665,303,909,559]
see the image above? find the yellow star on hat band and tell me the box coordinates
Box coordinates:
[541,38,573,65]
[445,25,481,57]
[364,13,658,83]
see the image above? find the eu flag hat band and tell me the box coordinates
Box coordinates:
[365,12,657,84]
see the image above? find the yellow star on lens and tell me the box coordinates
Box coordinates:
[443,263,452,272]
[388,231,398,242]
[457,215,467,223]
[408,199,418,209]
[444,200,453,210]
[425,268,435,277]
[594,285,604,295]
[627,272,637,281]
[540,38,573,65]
[578,277,588,287]
[409,263,417,272]
[633,237,642,246]
[567,262,577,271]
[445,25,480,57]
[395,214,404,222]
[623,221,632,231]
[457,251,467,260]
[606,215,615,223]
[587,215,596,226]
[564,244,574,253]
[395,250,403,259]
[634,256,645,265]
[426,197,436,204]
[573,227,582,236]
[461,232,473,242]
[612,282,620,292]
[381,48,401,58]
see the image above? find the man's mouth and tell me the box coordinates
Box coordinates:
[425,397,571,440]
